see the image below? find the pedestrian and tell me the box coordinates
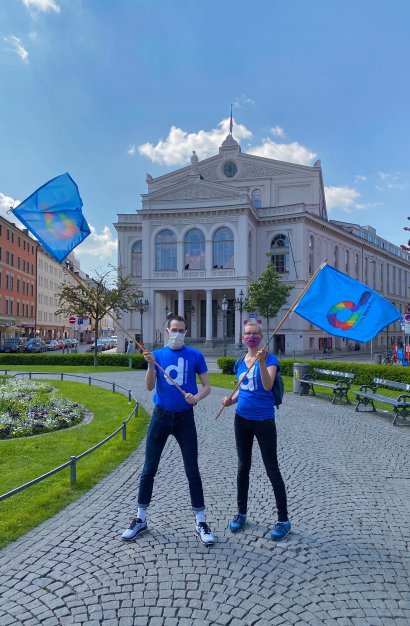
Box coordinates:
[121,315,214,546]
[124,338,129,353]
[126,339,136,369]
[221,320,291,541]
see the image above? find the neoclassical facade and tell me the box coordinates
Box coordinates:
[115,134,409,354]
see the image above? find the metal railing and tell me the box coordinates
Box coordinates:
[0,371,139,501]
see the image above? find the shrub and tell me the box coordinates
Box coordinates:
[0,353,148,369]
[215,357,410,385]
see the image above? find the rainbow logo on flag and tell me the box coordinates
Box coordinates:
[12,173,90,263]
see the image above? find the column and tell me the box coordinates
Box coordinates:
[178,290,184,316]
[205,289,212,345]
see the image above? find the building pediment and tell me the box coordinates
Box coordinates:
[142,175,250,208]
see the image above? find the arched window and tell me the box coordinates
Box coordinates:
[271,234,289,274]
[308,235,315,275]
[131,240,142,277]
[155,229,177,271]
[213,227,234,269]
[334,245,339,269]
[184,229,205,269]
[251,189,262,209]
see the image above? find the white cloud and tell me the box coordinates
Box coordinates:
[4,36,29,62]
[248,139,316,165]
[0,192,19,213]
[138,118,252,166]
[377,171,408,190]
[232,94,256,108]
[270,125,285,138]
[354,174,367,182]
[127,144,136,156]
[75,225,118,260]
[23,0,60,12]
[324,186,360,211]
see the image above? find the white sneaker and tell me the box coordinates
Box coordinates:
[194,521,214,546]
[121,517,147,541]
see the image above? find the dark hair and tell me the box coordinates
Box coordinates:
[166,315,186,329]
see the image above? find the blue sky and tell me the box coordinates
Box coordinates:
[1,0,410,274]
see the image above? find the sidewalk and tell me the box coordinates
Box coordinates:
[0,371,409,625]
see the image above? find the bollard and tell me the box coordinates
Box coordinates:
[89,376,91,386]
[61,373,64,381]
[134,402,139,416]
[113,382,116,393]
[128,390,131,402]
[29,372,32,380]
[122,421,127,440]
[70,456,77,485]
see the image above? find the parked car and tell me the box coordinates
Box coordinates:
[25,338,47,353]
[46,340,59,351]
[88,339,104,353]
[0,337,28,353]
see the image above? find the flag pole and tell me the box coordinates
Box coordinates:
[63,264,188,398]
[214,259,328,420]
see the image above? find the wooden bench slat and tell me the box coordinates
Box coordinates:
[298,368,354,404]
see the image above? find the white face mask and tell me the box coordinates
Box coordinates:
[167,331,186,349]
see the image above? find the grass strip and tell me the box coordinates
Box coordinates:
[0,380,149,548]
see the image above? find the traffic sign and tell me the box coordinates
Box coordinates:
[68,316,76,325]
[405,322,410,335]
[405,314,410,322]
[77,318,83,325]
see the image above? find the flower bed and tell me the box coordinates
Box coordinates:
[0,379,87,439]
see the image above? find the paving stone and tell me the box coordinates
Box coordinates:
[0,373,408,626]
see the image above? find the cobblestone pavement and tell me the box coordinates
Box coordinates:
[0,371,409,626]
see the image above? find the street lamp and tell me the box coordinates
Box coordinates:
[234,289,245,349]
[137,298,149,343]
[222,294,228,357]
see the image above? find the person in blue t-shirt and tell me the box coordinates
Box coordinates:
[121,315,214,546]
[222,320,291,541]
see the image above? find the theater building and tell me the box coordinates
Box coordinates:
[115,133,410,354]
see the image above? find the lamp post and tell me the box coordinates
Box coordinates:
[234,289,245,349]
[137,298,149,343]
[222,294,228,357]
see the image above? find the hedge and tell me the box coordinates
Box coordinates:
[216,357,410,386]
[0,353,148,369]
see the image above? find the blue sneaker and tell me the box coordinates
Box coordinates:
[121,517,148,541]
[271,521,291,541]
[229,514,247,533]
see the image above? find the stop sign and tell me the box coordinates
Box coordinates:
[68,316,76,325]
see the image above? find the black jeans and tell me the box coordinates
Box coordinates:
[235,413,288,521]
[137,406,205,512]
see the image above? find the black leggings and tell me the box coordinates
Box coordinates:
[235,413,288,521]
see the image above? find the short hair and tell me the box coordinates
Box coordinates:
[243,320,262,333]
[166,315,187,329]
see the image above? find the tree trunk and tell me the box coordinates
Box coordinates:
[93,321,99,367]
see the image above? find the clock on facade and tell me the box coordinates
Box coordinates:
[223,161,237,178]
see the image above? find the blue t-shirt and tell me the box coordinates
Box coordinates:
[153,345,208,412]
[235,354,279,420]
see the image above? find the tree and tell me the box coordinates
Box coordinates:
[56,266,143,365]
[244,260,293,335]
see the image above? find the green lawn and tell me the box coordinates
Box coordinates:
[0,380,149,548]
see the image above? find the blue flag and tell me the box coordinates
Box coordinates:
[12,173,91,263]
[295,264,401,342]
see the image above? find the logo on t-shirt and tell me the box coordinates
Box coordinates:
[239,364,256,391]
[164,357,187,386]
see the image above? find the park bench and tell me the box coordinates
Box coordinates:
[354,378,410,426]
[299,368,355,404]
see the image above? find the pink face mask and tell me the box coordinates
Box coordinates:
[243,334,262,348]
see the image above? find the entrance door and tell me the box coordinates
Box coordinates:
[274,334,285,354]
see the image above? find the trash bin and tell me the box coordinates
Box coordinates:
[293,363,311,394]
[375,354,383,365]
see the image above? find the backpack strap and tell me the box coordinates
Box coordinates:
[234,354,246,373]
